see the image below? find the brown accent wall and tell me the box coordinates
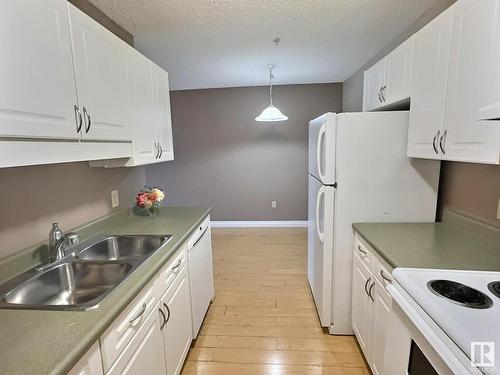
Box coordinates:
[145,83,343,221]
[68,0,134,46]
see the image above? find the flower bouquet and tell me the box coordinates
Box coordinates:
[135,185,165,216]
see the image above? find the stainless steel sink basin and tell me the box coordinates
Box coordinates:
[0,234,172,310]
[2,261,133,310]
[75,235,170,261]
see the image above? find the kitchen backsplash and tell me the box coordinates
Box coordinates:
[0,163,145,258]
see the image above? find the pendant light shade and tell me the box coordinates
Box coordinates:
[255,65,288,122]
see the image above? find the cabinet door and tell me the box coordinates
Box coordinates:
[162,266,193,375]
[0,0,79,140]
[107,306,167,375]
[408,7,453,159]
[351,252,373,357]
[369,279,392,375]
[153,65,174,161]
[127,48,158,165]
[68,4,131,142]
[69,342,103,375]
[363,58,387,111]
[444,0,500,164]
[385,36,414,105]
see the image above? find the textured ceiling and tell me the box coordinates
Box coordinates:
[89,0,444,90]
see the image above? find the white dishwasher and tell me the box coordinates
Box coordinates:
[187,215,214,338]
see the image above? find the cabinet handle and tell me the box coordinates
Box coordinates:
[439,129,447,154]
[171,259,182,273]
[378,88,383,103]
[159,307,167,330]
[129,302,147,324]
[83,107,91,133]
[381,84,387,102]
[357,245,367,255]
[432,130,440,154]
[159,144,163,159]
[368,281,375,301]
[74,105,83,133]
[163,302,171,323]
[154,142,159,159]
[364,277,371,296]
[380,270,392,283]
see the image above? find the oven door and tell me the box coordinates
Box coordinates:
[385,283,483,375]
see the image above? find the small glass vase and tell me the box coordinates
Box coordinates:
[134,206,159,217]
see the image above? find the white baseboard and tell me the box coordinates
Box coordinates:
[211,221,308,228]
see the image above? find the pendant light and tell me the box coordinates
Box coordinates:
[255,65,288,122]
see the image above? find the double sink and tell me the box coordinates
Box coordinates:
[0,234,172,310]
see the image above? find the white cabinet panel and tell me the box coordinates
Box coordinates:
[351,252,373,357]
[68,342,103,375]
[385,37,414,106]
[161,265,193,375]
[68,4,131,142]
[152,65,174,162]
[408,7,453,159]
[444,0,500,164]
[0,0,79,140]
[363,58,387,111]
[107,305,167,375]
[127,48,157,164]
[369,279,392,375]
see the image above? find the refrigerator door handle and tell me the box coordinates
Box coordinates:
[316,186,325,243]
[316,123,327,183]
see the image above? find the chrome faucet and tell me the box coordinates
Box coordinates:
[38,224,80,272]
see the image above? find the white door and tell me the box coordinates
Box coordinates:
[153,65,174,161]
[385,37,414,105]
[351,252,373,358]
[162,266,193,375]
[308,113,336,184]
[363,58,387,111]
[68,4,131,142]
[107,306,167,375]
[127,48,157,164]
[307,174,335,327]
[444,0,500,164]
[408,6,453,159]
[369,279,392,375]
[0,0,79,140]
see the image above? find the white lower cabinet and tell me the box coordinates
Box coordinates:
[107,303,167,375]
[69,342,103,375]
[160,265,193,375]
[351,233,394,375]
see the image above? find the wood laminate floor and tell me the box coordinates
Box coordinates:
[181,228,369,375]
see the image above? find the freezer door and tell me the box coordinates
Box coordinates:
[308,113,336,185]
[307,174,335,327]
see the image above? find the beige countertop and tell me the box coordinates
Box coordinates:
[353,218,500,271]
[0,206,211,375]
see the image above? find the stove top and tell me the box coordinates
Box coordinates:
[393,268,500,369]
[428,279,493,309]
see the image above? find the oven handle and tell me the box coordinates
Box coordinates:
[387,284,482,375]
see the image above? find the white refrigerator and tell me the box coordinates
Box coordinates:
[307,111,440,335]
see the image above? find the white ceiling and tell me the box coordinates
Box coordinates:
[89,0,443,90]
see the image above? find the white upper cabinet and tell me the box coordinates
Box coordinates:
[363,58,387,111]
[407,6,454,159]
[0,0,79,140]
[444,0,500,164]
[68,3,131,142]
[153,64,175,162]
[126,48,158,165]
[384,36,414,106]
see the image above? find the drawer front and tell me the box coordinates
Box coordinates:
[374,258,393,288]
[354,235,372,267]
[188,215,210,250]
[156,243,188,298]
[100,279,159,372]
